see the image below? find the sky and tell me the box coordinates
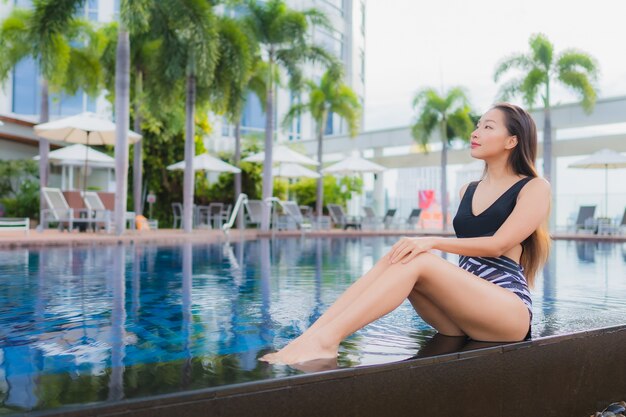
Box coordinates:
[363,0,626,130]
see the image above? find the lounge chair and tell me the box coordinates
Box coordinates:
[244,200,264,228]
[83,191,136,231]
[362,206,383,230]
[572,205,596,233]
[382,208,397,229]
[406,208,422,229]
[40,187,101,231]
[279,201,312,231]
[327,204,361,230]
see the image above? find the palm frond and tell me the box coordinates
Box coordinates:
[493,53,532,82]
[447,107,474,143]
[558,70,597,113]
[519,67,546,109]
[528,33,553,70]
[557,49,599,81]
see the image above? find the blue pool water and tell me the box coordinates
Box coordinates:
[0,237,625,413]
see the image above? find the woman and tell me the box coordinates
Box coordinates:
[260,103,551,365]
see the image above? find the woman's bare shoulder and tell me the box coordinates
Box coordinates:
[521,176,551,197]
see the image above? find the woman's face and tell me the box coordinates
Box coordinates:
[470,108,517,160]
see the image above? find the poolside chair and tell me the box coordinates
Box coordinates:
[406,208,423,229]
[172,203,183,229]
[572,205,596,233]
[327,204,361,230]
[81,191,113,232]
[83,191,136,231]
[208,202,225,229]
[362,206,384,230]
[244,200,264,228]
[382,208,398,229]
[40,187,100,231]
[280,201,312,231]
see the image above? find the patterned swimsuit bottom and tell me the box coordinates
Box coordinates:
[458,255,533,340]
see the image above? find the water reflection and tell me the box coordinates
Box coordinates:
[0,238,624,413]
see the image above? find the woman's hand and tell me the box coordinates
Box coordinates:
[387,237,436,264]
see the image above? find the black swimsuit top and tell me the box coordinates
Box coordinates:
[453,177,533,238]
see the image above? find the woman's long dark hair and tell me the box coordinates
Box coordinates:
[485,103,551,289]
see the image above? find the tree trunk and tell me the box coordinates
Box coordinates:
[440,122,448,231]
[133,71,143,216]
[234,119,244,230]
[38,78,50,217]
[315,114,326,222]
[114,28,131,235]
[543,84,555,230]
[183,74,196,233]
[260,57,275,231]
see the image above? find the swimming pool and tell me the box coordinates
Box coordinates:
[0,237,624,414]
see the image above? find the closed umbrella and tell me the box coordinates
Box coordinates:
[569,148,626,217]
[34,112,141,190]
[243,145,319,166]
[167,153,241,173]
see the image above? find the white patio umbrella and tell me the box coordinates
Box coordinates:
[167,153,241,173]
[34,112,142,190]
[243,145,319,166]
[569,148,626,217]
[34,144,115,190]
[322,155,386,175]
[33,143,115,168]
[272,163,320,179]
[34,112,142,145]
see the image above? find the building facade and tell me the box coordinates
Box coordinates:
[213,0,366,152]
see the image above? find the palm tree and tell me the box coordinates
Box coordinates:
[153,0,219,233]
[411,87,474,231]
[244,0,336,231]
[283,66,361,222]
[112,0,151,235]
[0,1,101,216]
[213,18,266,230]
[100,21,161,217]
[493,33,599,190]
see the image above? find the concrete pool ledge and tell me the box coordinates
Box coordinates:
[29,323,626,417]
[1,228,624,249]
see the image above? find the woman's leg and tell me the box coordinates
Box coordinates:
[261,252,530,364]
[293,255,393,338]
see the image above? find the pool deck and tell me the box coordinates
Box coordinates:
[0,228,624,248]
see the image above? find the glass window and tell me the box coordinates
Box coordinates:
[316,29,343,60]
[114,0,120,17]
[50,91,83,117]
[14,0,32,7]
[87,95,97,112]
[288,92,302,141]
[325,112,333,135]
[322,0,343,14]
[241,91,266,132]
[12,58,39,115]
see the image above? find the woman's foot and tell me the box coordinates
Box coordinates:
[259,333,338,365]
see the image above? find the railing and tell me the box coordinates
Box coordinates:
[264,197,283,234]
[222,193,248,234]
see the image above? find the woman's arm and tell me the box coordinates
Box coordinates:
[388,177,551,263]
